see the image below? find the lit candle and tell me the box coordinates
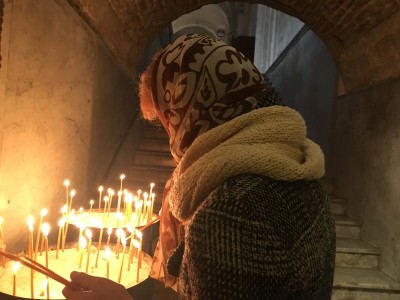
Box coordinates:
[85,229,92,273]
[89,200,94,215]
[41,223,50,300]
[127,225,134,271]
[115,228,123,258]
[34,208,47,261]
[107,189,115,216]
[125,193,133,222]
[77,224,86,251]
[69,189,76,214]
[142,193,148,221]
[78,237,87,270]
[98,186,104,210]
[12,262,21,296]
[27,216,34,298]
[117,191,123,213]
[136,229,143,269]
[135,201,142,227]
[118,233,127,283]
[104,247,111,279]
[95,223,104,268]
[61,205,67,252]
[106,227,112,248]
[64,179,70,208]
[148,193,156,223]
[133,239,141,282]
[102,196,109,223]
[119,174,125,192]
[40,279,48,297]
[56,218,65,259]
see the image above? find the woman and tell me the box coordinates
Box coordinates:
[63,33,335,300]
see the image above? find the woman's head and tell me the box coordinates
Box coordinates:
[139,34,266,162]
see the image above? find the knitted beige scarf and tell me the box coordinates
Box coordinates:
[168,106,325,222]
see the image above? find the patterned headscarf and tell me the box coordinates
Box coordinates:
[148,34,267,288]
[151,33,267,162]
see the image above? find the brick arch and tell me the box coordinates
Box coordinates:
[67,0,400,93]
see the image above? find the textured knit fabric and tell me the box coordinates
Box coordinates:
[169,106,325,222]
[176,174,336,300]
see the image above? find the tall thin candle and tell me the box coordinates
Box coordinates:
[105,247,111,279]
[95,224,104,268]
[98,186,104,210]
[106,227,112,248]
[85,229,92,273]
[27,216,34,299]
[34,208,47,261]
[41,223,50,300]
[118,234,127,283]
[56,218,65,259]
[89,200,94,215]
[12,262,21,296]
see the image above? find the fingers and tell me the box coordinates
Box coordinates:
[62,286,98,300]
[70,271,102,291]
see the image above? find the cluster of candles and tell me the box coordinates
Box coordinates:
[0,174,157,299]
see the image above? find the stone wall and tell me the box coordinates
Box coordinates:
[0,0,135,251]
[333,77,400,281]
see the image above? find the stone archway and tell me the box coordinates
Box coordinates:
[66,0,400,93]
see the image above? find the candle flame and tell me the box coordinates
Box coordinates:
[137,189,142,195]
[146,200,151,206]
[89,200,94,205]
[79,207,84,213]
[135,229,143,239]
[133,239,140,249]
[98,186,104,192]
[61,205,67,214]
[143,192,148,200]
[104,196,109,202]
[85,229,92,240]
[150,182,155,187]
[118,190,123,197]
[125,193,133,203]
[12,261,21,273]
[121,234,127,247]
[41,223,50,236]
[79,237,87,249]
[70,189,76,197]
[40,208,48,217]
[64,179,70,187]
[120,174,126,180]
[58,218,65,227]
[107,227,112,236]
[109,189,115,196]
[27,216,34,231]
[116,228,124,237]
[152,193,156,199]
[41,279,48,289]
[105,247,111,260]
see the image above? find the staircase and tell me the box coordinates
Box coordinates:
[324,179,400,299]
[129,124,400,299]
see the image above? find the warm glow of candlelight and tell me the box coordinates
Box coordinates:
[42,223,50,237]
[98,186,104,192]
[64,179,70,187]
[27,216,34,232]
[105,247,111,279]
[70,189,76,198]
[40,208,48,217]
[120,174,125,180]
[61,205,67,215]
[12,261,21,273]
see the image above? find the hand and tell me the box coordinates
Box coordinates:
[62,271,134,300]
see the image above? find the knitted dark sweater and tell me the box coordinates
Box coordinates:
[176,174,336,299]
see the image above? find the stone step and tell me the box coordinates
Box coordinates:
[134,150,175,168]
[330,196,346,215]
[335,238,380,269]
[139,138,170,152]
[334,215,361,239]
[333,267,400,299]
[130,165,173,184]
[144,127,169,140]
